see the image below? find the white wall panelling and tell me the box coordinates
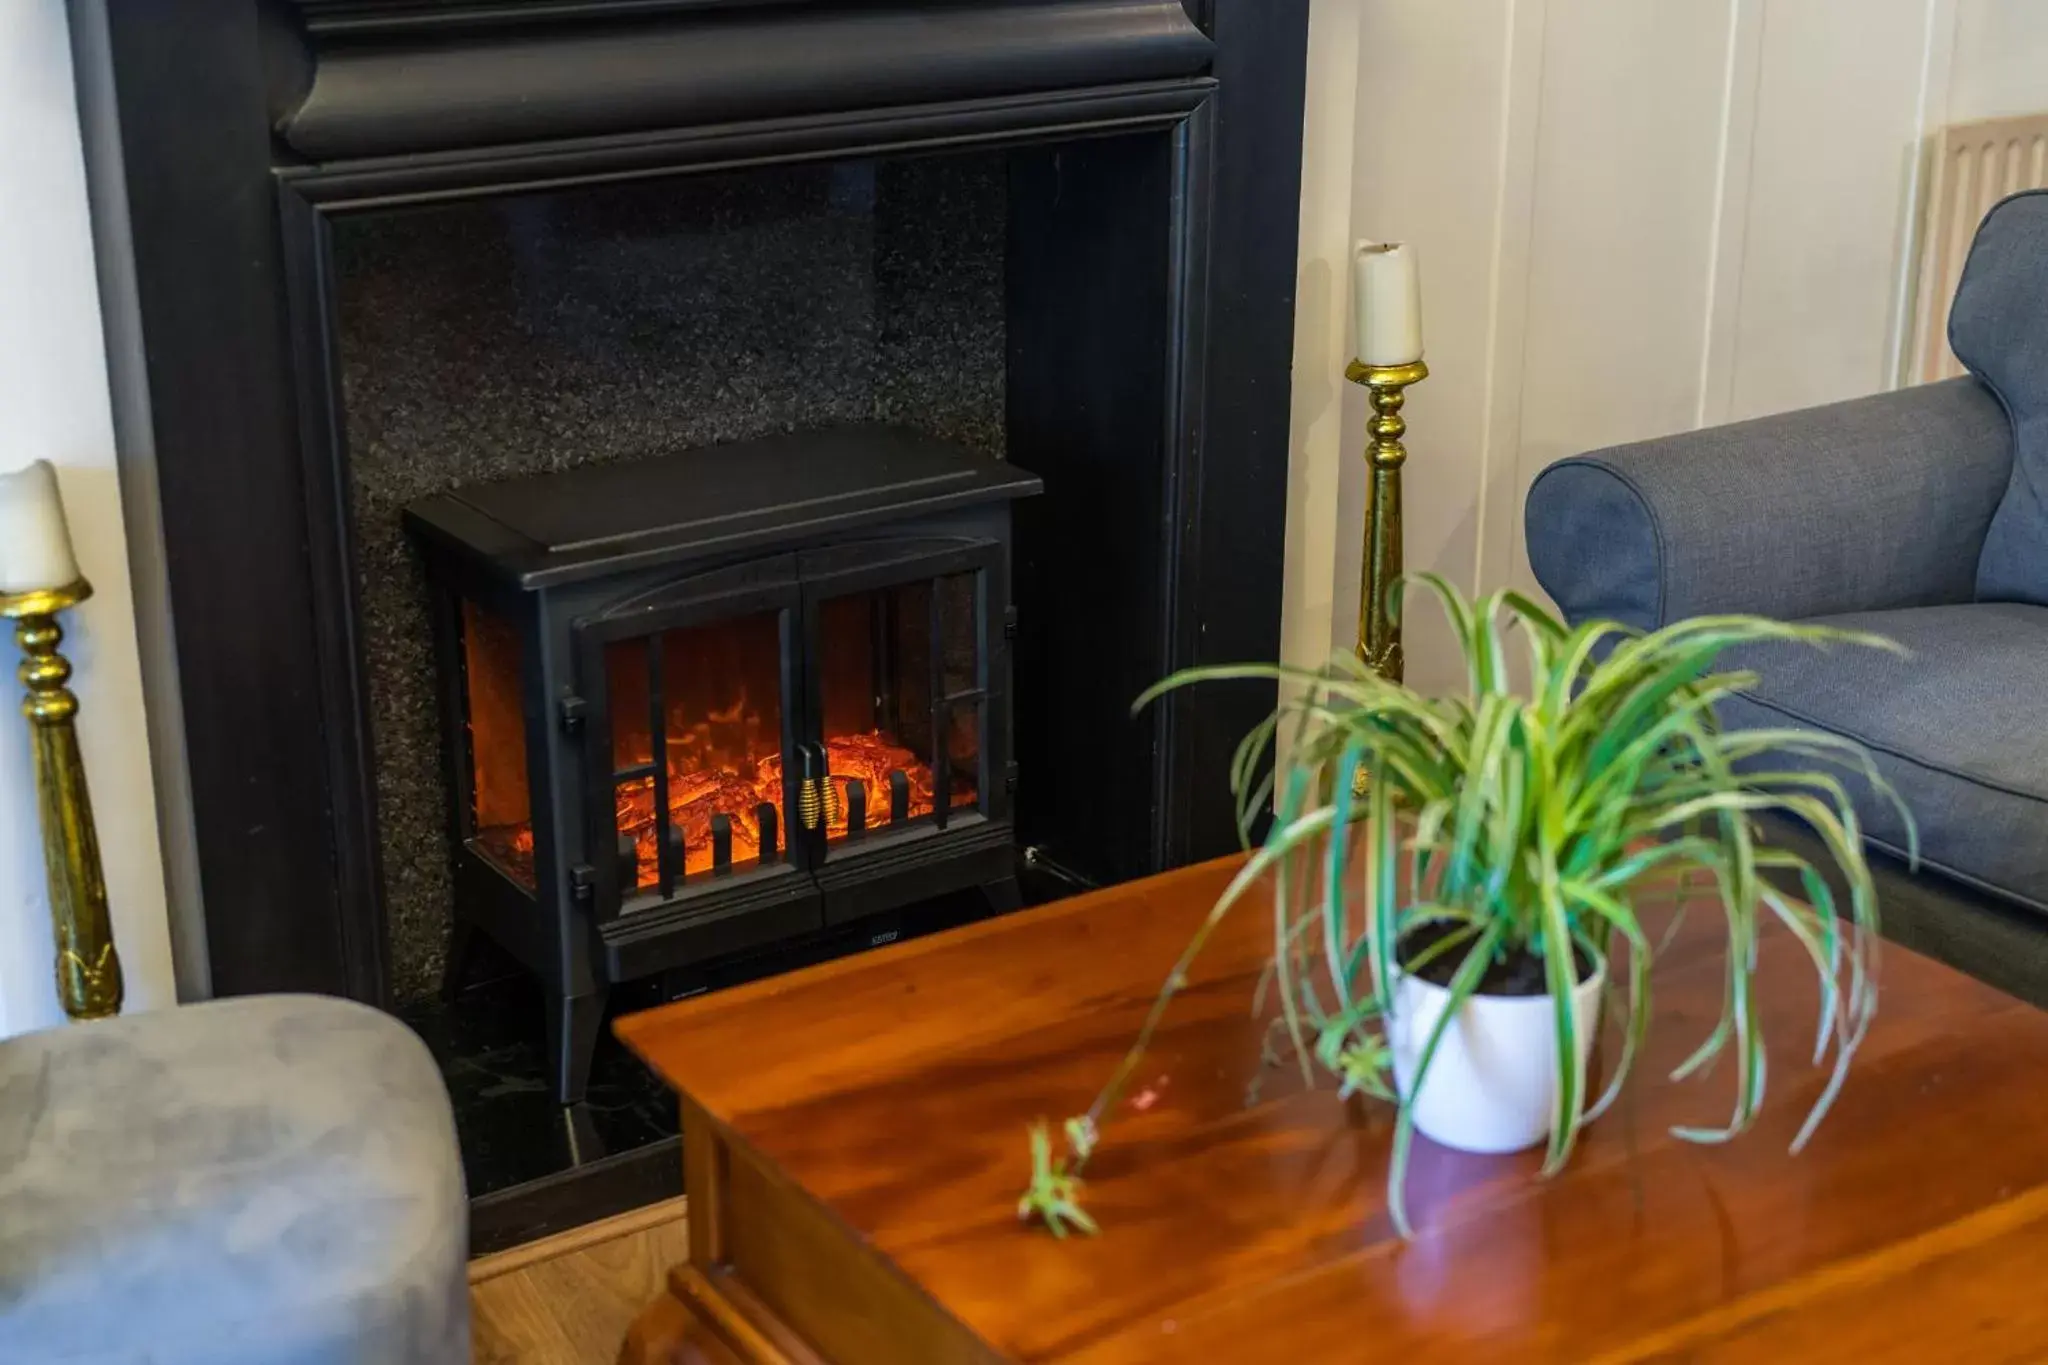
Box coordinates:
[1951,0,2048,122]
[1283,0,2048,692]
[1280,0,1367,687]
[1730,0,1940,419]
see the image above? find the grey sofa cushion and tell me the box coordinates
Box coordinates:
[0,995,469,1365]
[1957,190,2048,604]
[1721,603,2048,915]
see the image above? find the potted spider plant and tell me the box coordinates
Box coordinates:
[1019,575,1911,1237]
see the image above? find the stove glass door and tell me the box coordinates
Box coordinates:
[800,553,989,860]
[604,608,795,899]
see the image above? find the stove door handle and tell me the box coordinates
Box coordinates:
[797,741,829,832]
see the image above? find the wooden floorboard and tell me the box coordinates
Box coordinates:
[471,1196,689,1364]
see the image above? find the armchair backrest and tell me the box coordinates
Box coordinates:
[1954,189,2048,605]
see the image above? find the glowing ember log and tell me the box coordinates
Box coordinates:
[475,723,976,895]
[609,730,966,888]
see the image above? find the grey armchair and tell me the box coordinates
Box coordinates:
[1527,189,2048,1002]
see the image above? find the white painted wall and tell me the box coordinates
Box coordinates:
[0,0,174,1035]
[1279,0,1364,687]
[1286,0,2048,691]
[1952,0,2048,121]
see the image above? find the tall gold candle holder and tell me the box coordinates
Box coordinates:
[0,578,124,1020]
[1347,358,1428,682]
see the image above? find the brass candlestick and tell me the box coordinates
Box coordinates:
[0,578,124,1020]
[1347,358,1428,682]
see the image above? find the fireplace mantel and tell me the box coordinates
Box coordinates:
[75,0,1307,1008]
[272,0,1212,160]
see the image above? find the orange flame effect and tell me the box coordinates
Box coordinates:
[480,726,970,892]
[614,728,944,887]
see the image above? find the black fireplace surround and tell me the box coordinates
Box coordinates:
[80,1,1310,1015]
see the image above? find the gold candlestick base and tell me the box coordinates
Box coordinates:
[1346,359,1427,799]
[0,578,125,1021]
[1347,358,1428,683]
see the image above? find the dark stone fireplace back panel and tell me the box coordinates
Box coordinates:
[336,154,1005,1000]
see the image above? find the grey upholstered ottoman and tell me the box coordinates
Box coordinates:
[0,995,469,1364]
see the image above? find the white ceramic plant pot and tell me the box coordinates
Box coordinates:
[1388,952,1606,1154]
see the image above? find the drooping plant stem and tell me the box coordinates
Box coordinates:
[1073,805,1342,1165]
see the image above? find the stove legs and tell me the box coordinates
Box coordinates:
[561,1101,607,1165]
[441,919,479,1004]
[548,989,606,1106]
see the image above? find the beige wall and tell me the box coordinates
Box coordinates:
[1953,0,2048,121]
[1279,0,1366,689]
[1286,0,2048,693]
[0,0,174,1036]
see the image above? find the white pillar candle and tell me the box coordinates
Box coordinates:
[0,460,83,594]
[1352,240,1424,367]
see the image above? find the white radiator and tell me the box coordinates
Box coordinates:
[1910,112,2048,383]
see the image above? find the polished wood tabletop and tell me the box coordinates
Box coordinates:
[617,855,2048,1363]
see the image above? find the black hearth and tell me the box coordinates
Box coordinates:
[408,427,1037,1099]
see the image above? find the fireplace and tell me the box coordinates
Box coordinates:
[409,427,1035,1098]
[79,0,1308,1207]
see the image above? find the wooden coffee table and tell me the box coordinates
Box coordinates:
[616,855,2048,1362]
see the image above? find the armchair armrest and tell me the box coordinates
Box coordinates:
[1525,378,2014,629]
